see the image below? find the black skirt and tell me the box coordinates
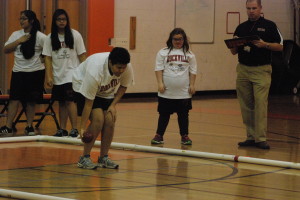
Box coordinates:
[157,97,192,113]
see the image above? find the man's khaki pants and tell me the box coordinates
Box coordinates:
[236,63,272,142]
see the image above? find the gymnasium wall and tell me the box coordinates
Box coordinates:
[112,0,294,93]
[0,0,294,94]
[87,0,114,54]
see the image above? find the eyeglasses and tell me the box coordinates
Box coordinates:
[56,18,67,22]
[172,37,184,42]
[19,17,28,21]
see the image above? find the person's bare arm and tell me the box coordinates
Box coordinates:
[80,98,94,137]
[106,86,127,122]
[252,39,283,51]
[155,70,165,93]
[4,34,31,54]
[189,73,196,95]
[44,56,53,88]
[78,53,87,63]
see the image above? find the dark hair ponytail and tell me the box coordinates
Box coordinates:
[20,10,41,59]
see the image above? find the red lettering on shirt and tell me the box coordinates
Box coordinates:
[167,55,188,63]
[99,79,120,92]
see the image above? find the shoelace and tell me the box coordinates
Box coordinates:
[82,157,93,165]
[85,158,93,164]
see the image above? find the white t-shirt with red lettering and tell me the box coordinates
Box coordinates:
[155,47,197,99]
[72,52,134,100]
[42,29,86,85]
[5,30,46,72]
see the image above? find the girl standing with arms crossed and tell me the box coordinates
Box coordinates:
[0,10,46,136]
[43,9,86,137]
[151,28,197,145]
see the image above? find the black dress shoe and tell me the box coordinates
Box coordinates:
[255,141,270,149]
[238,140,255,146]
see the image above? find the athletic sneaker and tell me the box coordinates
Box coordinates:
[24,126,35,136]
[0,126,13,137]
[98,156,119,169]
[181,135,192,145]
[69,129,79,137]
[151,134,164,144]
[77,156,98,169]
[53,129,68,137]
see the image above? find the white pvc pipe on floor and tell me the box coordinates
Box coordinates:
[1,135,300,199]
[107,142,300,169]
[0,135,39,143]
[0,188,74,200]
[1,135,300,170]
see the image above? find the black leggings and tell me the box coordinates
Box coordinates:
[156,111,189,136]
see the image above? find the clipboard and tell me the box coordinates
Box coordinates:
[224,35,260,49]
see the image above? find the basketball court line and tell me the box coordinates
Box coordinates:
[2,153,296,199]
[1,137,300,199]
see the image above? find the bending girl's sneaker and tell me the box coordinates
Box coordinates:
[77,156,98,169]
[98,156,119,169]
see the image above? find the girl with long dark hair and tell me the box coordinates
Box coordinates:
[0,10,46,136]
[43,9,86,137]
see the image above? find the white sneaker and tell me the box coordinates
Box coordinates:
[77,156,98,169]
[98,156,119,169]
[24,126,35,136]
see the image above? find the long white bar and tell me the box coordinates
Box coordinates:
[0,188,74,200]
[1,135,300,170]
[107,142,300,169]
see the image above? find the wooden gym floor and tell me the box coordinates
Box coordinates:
[0,94,300,200]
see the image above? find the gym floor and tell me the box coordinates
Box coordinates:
[0,93,300,200]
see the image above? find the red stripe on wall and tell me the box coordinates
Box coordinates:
[88,0,114,55]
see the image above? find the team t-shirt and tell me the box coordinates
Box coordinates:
[155,48,197,99]
[42,29,86,85]
[72,52,134,100]
[4,30,46,72]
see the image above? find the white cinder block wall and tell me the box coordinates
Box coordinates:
[114,0,294,93]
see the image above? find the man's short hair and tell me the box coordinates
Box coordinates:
[246,0,261,6]
[109,47,130,65]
